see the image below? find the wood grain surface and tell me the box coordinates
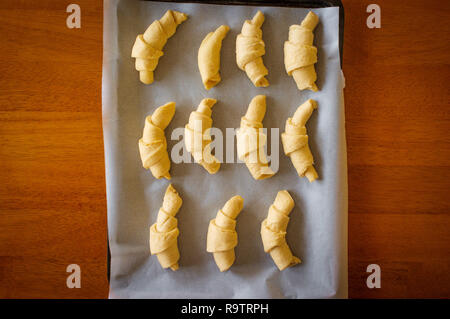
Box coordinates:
[0,0,449,298]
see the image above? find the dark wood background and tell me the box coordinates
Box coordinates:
[0,0,448,298]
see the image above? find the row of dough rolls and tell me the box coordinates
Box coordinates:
[149,185,301,272]
[132,10,319,91]
[138,97,318,182]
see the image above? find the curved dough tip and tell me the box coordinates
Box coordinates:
[198,25,230,90]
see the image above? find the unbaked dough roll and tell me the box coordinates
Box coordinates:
[236,11,269,87]
[236,95,275,180]
[150,184,183,271]
[284,11,319,91]
[198,25,230,90]
[281,99,318,182]
[131,10,188,84]
[207,195,244,272]
[138,102,175,179]
[261,190,301,271]
[184,98,221,174]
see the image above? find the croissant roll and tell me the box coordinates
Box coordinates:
[284,11,319,91]
[281,99,318,182]
[150,184,183,271]
[198,25,230,90]
[261,190,301,271]
[138,102,175,179]
[236,11,269,87]
[236,95,275,180]
[184,98,221,174]
[207,195,244,272]
[131,10,188,84]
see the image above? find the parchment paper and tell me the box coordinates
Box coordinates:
[102,0,347,298]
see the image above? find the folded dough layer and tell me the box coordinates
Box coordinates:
[184,98,221,174]
[236,11,269,87]
[198,25,230,90]
[138,102,175,179]
[207,195,244,272]
[261,190,301,271]
[150,184,183,271]
[284,11,319,91]
[131,10,188,84]
[236,95,275,180]
[281,99,318,182]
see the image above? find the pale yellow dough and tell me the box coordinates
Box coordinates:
[284,11,319,91]
[281,99,318,182]
[236,11,269,87]
[261,190,301,271]
[138,102,175,179]
[236,95,275,180]
[207,195,244,272]
[149,184,183,271]
[198,25,230,90]
[131,10,188,84]
[184,98,221,174]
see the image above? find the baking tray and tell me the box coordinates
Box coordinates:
[105,0,345,286]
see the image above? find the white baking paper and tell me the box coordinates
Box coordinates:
[102,0,347,298]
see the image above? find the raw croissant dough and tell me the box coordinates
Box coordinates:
[149,184,183,271]
[138,102,175,179]
[261,190,301,271]
[184,98,221,174]
[236,11,269,87]
[284,11,319,91]
[131,10,188,84]
[207,195,244,272]
[236,95,275,180]
[281,99,318,182]
[198,25,230,90]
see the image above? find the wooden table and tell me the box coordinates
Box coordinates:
[0,0,448,298]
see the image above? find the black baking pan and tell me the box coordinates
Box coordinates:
[106,0,344,284]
